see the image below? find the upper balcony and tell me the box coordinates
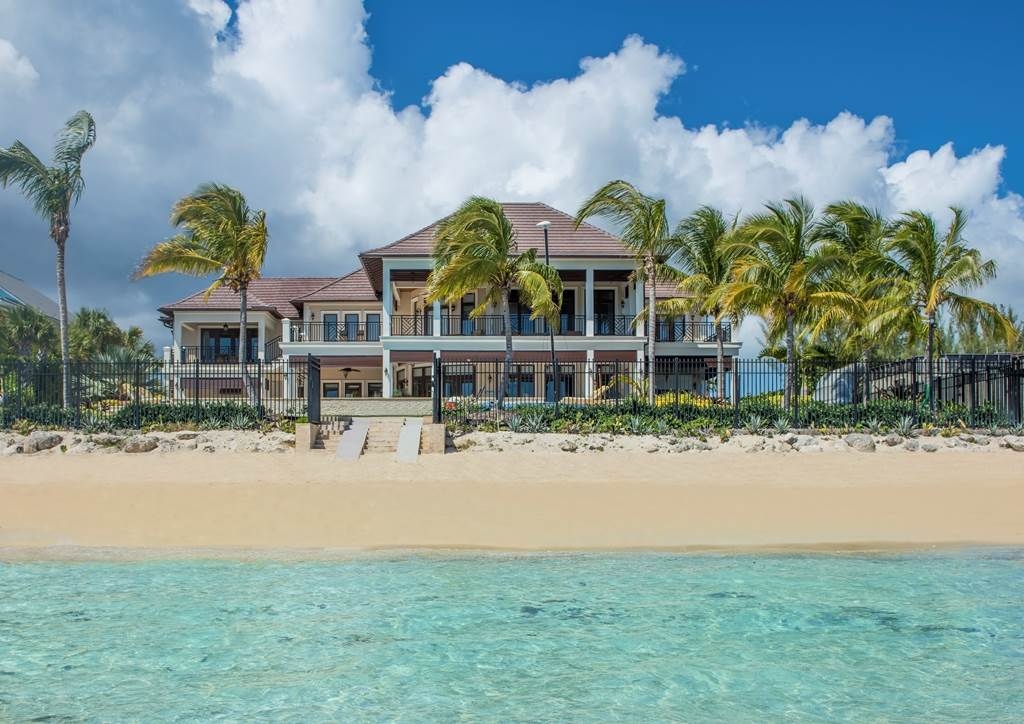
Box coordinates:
[389,314,641,337]
[289,321,381,343]
[655,319,731,343]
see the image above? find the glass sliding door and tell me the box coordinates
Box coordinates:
[322,313,339,342]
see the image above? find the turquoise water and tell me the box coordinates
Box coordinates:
[1,552,1023,722]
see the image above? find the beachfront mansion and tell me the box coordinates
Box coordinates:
[158,202,741,413]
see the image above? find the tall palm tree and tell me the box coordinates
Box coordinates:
[427,197,562,407]
[874,208,1013,409]
[134,184,269,395]
[664,205,741,400]
[575,180,673,404]
[819,201,898,361]
[0,304,58,361]
[69,307,124,359]
[0,110,97,404]
[724,197,856,412]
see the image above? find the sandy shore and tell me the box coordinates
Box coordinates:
[1,448,1022,557]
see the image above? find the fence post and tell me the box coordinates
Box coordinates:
[732,359,740,429]
[432,355,442,424]
[969,358,977,427]
[613,360,619,409]
[73,361,81,430]
[133,360,141,430]
[256,359,263,414]
[792,357,800,426]
[193,355,200,420]
[673,356,680,408]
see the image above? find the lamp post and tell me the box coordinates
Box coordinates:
[536,220,558,404]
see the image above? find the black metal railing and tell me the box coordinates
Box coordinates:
[594,315,635,336]
[290,321,381,343]
[434,355,1024,429]
[0,358,310,429]
[265,336,282,361]
[180,345,260,364]
[391,314,593,336]
[655,318,732,343]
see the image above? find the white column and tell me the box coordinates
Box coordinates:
[433,299,442,337]
[634,280,645,337]
[282,354,292,399]
[584,348,595,397]
[382,348,392,398]
[585,268,595,337]
[281,318,292,344]
[173,319,183,362]
[381,262,392,336]
[257,317,265,356]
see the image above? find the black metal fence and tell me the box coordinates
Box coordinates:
[0,359,309,430]
[436,355,1024,429]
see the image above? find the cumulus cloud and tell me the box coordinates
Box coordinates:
[0,0,1021,350]
[0,38,39,90]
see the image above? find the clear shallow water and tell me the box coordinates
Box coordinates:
[1,551,1023,723]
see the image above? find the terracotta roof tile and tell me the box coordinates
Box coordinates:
[159,277,337,319]
[294,268,377,303]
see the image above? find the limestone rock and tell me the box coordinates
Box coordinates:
[1004,436,1024,452]
[903,439,919,451]
[176,432,199,440]
[883,434,903,447]
[90,433,123,447]
[921,442,940,453]
[123,435,159,453]
[559,440,578,453]
[844,433,876,452]
[2,444,22,456]
[24,430,63,453]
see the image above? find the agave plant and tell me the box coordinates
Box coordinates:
[742,414,766,435]
[772,416,790,435]
[864,418,886,435]
[505,414,524,433]
[1011,421,1024,436]
[894,415,917,438]
[523,411,548,434]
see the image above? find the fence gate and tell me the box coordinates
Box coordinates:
[307,354,321,424]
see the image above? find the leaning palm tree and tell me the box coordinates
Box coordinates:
[664,205,742,401]
[575,180,673,404]
[427,197,562,407]
[872,208,1013,410]
[134,184,268,396]
[724,197,857,412]
[0,110,97,405]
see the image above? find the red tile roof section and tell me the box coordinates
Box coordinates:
[294,268,377,302]
[159,277,337,319]
[361,202,631,258]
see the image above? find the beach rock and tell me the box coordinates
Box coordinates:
[2,444,22,456]
[921,442,940,453]
[90,433,123,447]
[1002,436,1024,452]
[883,434,903,447]
[966,434,990,446]
[176,432,199,440]
[792,435,818,450]
[24,430,63,453]
[797,443,823,453]
[692,441,713,451]
[844,433,876,452]
[67,441,99,455]
[122,435,159,453]
[559,440,578,453]
[645,444,661,453]
[903,439,919,451]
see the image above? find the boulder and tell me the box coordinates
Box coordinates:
[883,434,903,447]
[903,439,919,451]
[921,442,940,453]
[559,440,578,453]
[1003,436,1024,452]
[844,433,876,452]
[122,435,159,454]
[2,444,22,456]
[90,433,123,447]
[24,430,63,454]
[176,432,200,441]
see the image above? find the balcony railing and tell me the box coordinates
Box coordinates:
[390,314,588,336]
[180,345,259,364]
[290,321,381,343]
[655,318,731,343]
[594,315,635,336]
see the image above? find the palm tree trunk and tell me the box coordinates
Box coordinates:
[646,255,656,406]
[715,320,725,401]
[239,284,254,402]
[499,288,511,408]
[926,312,935,413]
[55,237,71,408]
[785,309,796,414]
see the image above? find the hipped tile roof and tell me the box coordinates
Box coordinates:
[159,277,337,319]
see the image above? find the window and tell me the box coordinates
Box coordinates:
[344,382,362,398]
[443,364,475,397]
[200,327,258,363]
[411,366,432,397]
[545,363,575,399]
[366,313,381,342]
[506,364,535,398]
[344,313,360,341]
[322,382,340,398]
[322,313,339,342]
[367,382,383,398]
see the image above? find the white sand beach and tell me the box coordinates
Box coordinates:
[1,447,1022,556]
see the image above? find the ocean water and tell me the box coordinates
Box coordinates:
[1,551,1022,723]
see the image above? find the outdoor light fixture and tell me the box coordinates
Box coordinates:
[340,367,354,379]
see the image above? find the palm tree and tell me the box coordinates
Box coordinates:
[0,110,97,405]
[665,205,741,401]
[724,197,856,412]
[874,208,1013,409]
[0,304,58,360]
[575,181,673,404]
[69,307,124,359]
[427,197,562,407]
[133,183,268,396]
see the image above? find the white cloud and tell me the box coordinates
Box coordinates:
[0,38,39,90]
[0,0,1021,351]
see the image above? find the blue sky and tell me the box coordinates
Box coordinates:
[366,0,1022,192]
[1,0,1022,348]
